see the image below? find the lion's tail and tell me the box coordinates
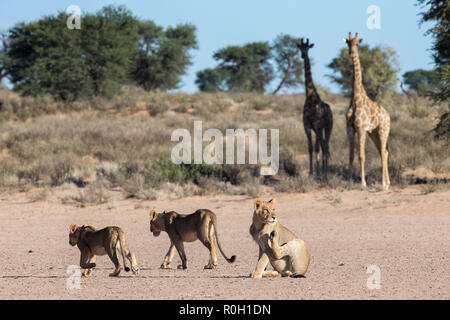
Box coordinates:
[211,217,236,263]
[117,232,130,272]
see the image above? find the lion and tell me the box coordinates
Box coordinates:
[249,199,310,278]
[149,209,236,270]
[69,224,139,277]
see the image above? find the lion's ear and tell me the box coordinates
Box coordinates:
[69,224,77,233]
[163,209,169,214]
[150,209,158,221]
[267,199,276,209]
[254,199,262,211]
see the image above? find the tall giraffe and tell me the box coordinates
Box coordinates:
[297,38,333,178]
[344,33,391,190]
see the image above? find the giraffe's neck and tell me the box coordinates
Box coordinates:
[303,54,318,99]
[351,47,367,104]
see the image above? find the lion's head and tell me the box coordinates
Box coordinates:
[69,224,80,246]
[149,209,170,237]
[253,199,277,224]
[69,224,95,246]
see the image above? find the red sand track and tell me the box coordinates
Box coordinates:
[1,186,449,299]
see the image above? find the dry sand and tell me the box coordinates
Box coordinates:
[1,186,449,300]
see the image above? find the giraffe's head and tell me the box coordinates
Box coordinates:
[343,32,363,56]
[297,38,314,59]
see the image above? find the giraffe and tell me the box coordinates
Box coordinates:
[344,32,391,190]
[297,38,333,178]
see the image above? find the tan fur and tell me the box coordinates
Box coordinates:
[249,199,310,278]
[149,209,236,270]
[69,224,139,277]
[344,32,391,190]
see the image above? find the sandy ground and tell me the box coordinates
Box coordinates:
[0,186,449,300]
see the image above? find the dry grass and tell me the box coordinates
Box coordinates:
[59,183,111,207]
[0,87,448,202]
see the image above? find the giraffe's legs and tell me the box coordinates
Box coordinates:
[368,130,382,156]
[379,128,390,190]
[369,129,383,188]
[381,143,390,190]
[314,129,321,177]
[304,126,314,176]
[369,128,390,190]
[346,122,355,181]
[358,130,367,187]
[316,128,326,179]
[323,124,332,180]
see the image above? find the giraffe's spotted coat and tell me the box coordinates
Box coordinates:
[344,33,391,190]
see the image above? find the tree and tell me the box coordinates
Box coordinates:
[7,5,139,100]
[131,22,197,91]
[81,5,139,97]
[418,0,449,102]
[402,69,441,96]
[0,31,11,83]
[213,42,273,92]
[195,67,228,92]
[7,13,92,100]
[327,44,399,101]
[196,35,304,94]
[417,0,449,143]
[271,34,303,94]
[5,5,197,100]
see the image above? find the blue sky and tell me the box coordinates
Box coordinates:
[0,0,435,93]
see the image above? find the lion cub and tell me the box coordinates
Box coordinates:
[149,209,236,270]
[249,199,310,278]
[69,224,139,277]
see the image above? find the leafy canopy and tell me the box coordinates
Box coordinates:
[402,69,441,96]
[417,0,450,143]
[4,5,197,100]
[327,44,399,101]
[271,34,304,95]
[131,21,197,91]
[213,42,273,93]
[196,35,304,94]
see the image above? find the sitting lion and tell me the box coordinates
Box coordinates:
[249,199,310,278]
[149,209,236,270]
